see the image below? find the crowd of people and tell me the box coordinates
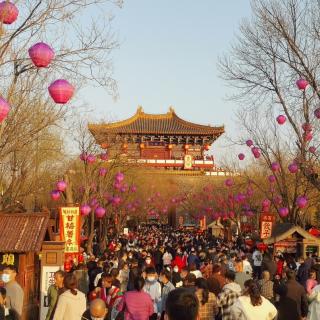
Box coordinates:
[1,225,320,320]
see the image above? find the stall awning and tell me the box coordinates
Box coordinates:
[0,212,49,252]
[263,223,320,245]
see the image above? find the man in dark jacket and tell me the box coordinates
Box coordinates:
[285,270,308,319]
[296,258,309,289]
[275,284,300,320]
[187,248,200,270]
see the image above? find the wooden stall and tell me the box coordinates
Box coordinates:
[263,223,320,258]
[0,212,49,320]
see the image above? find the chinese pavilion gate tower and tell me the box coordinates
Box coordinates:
[89,107,224,174]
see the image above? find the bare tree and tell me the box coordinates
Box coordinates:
[0,0,121,211]
[219,0,320,225]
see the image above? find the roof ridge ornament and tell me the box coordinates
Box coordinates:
[168,106,175,114]
[137,106,144,114]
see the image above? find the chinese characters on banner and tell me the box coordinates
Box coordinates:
[260,213,275,239]
[60,207,80,254]
[199,216,207,231]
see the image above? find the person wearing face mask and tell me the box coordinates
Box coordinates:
[171,249,186,273]
[81,298,108,320]
[2,266,23,318]
[171,266,182,288]
[159,269,175,320]
[143,267,161,320]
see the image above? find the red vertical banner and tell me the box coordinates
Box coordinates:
[260,213,275,239]
[200,216,207,230]
[60,207,81,254]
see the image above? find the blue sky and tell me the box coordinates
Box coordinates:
[80,0,252,160]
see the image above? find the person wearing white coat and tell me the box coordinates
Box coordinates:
[230,279,277,320]
[53,273,86,320]
[307,284,320,320]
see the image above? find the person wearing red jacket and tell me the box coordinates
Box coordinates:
[171,250,187,272]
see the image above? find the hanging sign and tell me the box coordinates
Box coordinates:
[0,253,19,270]
[184,155,193,169]
[40,266,60,320]
[59,207,80,253]
[260,213,275,239]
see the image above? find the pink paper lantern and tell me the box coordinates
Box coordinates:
[296,78,308,90]
[87,154,96,164]
[130,185,137,193]
[302,123,312,132]
[95,206,106,218]
[262,199,271,208]
[303,132,313,142]
[238,153,245,160]
[56,180,67,192]
[279,207,289,218]
[80,204,91,216]
[225,178,234,187]
[0,97,10,123]
[268,175,276,183]
[288,163,298,174]
[0,1,18,24]
[112,196,121,206]
[251,147,261,158]
[276,115,286,125]
[309,146,317,154]
[115,172,124,183]
[271,162,280,172]
[296,195,308,209]
[28,42,55,68]
[314,108,320,119]
[80,152,87,161]
[100,152,108,161]
[48,79,74,104]
[50,190,61,201]
[246,139,253,147]
[99,167,107,177]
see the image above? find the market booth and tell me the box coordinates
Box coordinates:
[0,212,49,320]
[263,223,320,258]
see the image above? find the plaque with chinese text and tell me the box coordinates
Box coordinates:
[59,207,80,253]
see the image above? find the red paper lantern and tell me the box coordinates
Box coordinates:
[296,78,308,90]
[225,178,234,187]
[101,143,108,149]
[184,144,190,150]
[100,152,108,161]
[238,153,245,160]
[28,42,55,68]
[0,97,10,123]
[48,79,74,104]
[276,115,286,125]
[99,168,107,177]
[140,143,145,149]
[0,1,18,24]
[302,123,312,132]
[168,144,173,149]
[303,132,313,142]
[204,145,210,151]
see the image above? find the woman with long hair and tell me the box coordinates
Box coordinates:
[230,279,277,320]
[53,273,86,320]
[195,278,218,320]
